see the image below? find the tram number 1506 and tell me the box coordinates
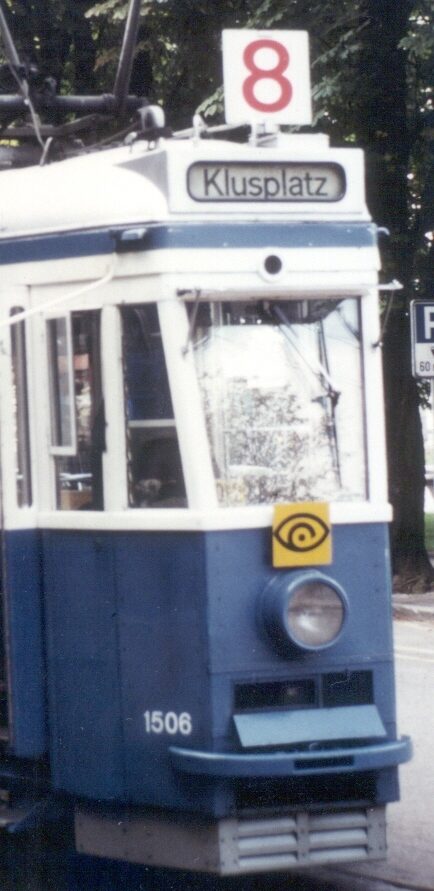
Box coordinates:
[144,710,193,736]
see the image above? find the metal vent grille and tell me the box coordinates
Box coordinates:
[75,804,386,877]
[218,807,386,875]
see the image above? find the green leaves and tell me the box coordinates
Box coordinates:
[196,85,224,119]
[85,0,122,17]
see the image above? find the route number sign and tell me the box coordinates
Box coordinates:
[411,300,434,378]
[222,30,312,126]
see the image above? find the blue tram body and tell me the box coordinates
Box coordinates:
[0,126,410,875]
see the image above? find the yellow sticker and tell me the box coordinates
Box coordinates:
[272,502,332,568]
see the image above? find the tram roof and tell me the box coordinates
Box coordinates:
[0,133,370,240]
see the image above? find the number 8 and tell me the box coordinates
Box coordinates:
[242,39,293,113]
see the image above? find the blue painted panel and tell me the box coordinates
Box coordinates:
[42,532,124,799]
[40,521,399,816]
[42,530,220,812]
[204,522,397,742]
[204,523,394,670]
[112,532,213,810]
[0,230,113,265]
[3,530,47,758]
[139,221,377,250]
[0,221,377,265]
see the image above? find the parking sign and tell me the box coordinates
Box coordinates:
[411,300,434,377]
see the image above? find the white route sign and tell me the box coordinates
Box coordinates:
[222,30,312,126]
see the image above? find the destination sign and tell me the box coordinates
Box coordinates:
[187,162,346,203]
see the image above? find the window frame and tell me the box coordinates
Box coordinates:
[46,313,78,457]
[10,308,33,507]
[26,283,389,526]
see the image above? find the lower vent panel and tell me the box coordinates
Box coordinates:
[75,804,387,876]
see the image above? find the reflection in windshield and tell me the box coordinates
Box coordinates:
[191,300,366,507]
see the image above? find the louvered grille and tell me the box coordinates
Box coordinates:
[219,807,386,874]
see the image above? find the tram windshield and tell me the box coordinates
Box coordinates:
[191,299,367,507]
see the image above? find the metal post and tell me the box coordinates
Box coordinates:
[113,0,142,113]
[0,4,21,67]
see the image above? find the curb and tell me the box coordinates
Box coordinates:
[393,605,434,622]
[392,595,434,623]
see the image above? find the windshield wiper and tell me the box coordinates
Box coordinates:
[271,303,342,485]
[271,304,341,405]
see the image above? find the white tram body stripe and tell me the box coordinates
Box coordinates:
[0,133,390,535]
[27,502,391,533]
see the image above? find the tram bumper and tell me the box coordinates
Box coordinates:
[169,735,412,778]
[74,734,411,875]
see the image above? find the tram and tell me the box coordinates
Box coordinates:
[0,18,411,879]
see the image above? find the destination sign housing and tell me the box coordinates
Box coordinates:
[187,162,346,203]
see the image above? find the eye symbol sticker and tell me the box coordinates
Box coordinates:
[273,512,331,553]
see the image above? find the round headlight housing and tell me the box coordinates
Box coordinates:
[287,580,345,648]
[261,572,347,654]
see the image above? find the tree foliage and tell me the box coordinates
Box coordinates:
[1,0,433,585]
[1,0,97,92]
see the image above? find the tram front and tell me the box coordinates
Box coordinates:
[60,130,410,873]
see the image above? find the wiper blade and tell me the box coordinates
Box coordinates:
[271,304,340,405]
[271,302,342,485]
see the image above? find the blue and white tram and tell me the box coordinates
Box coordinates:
[0,121,411,875]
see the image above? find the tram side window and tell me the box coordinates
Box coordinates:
[47,312,104,510]
[121,304,186,508]
[10,308,32,507]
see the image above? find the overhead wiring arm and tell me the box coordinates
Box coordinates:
[0,4,46,150]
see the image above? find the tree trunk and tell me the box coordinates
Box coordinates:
[361,0,434,588]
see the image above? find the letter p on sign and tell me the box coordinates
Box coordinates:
[424,306,434,340]
[223,30,312,126]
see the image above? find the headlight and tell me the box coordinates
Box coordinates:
[260,572,347,654]
[287,580,345,648]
